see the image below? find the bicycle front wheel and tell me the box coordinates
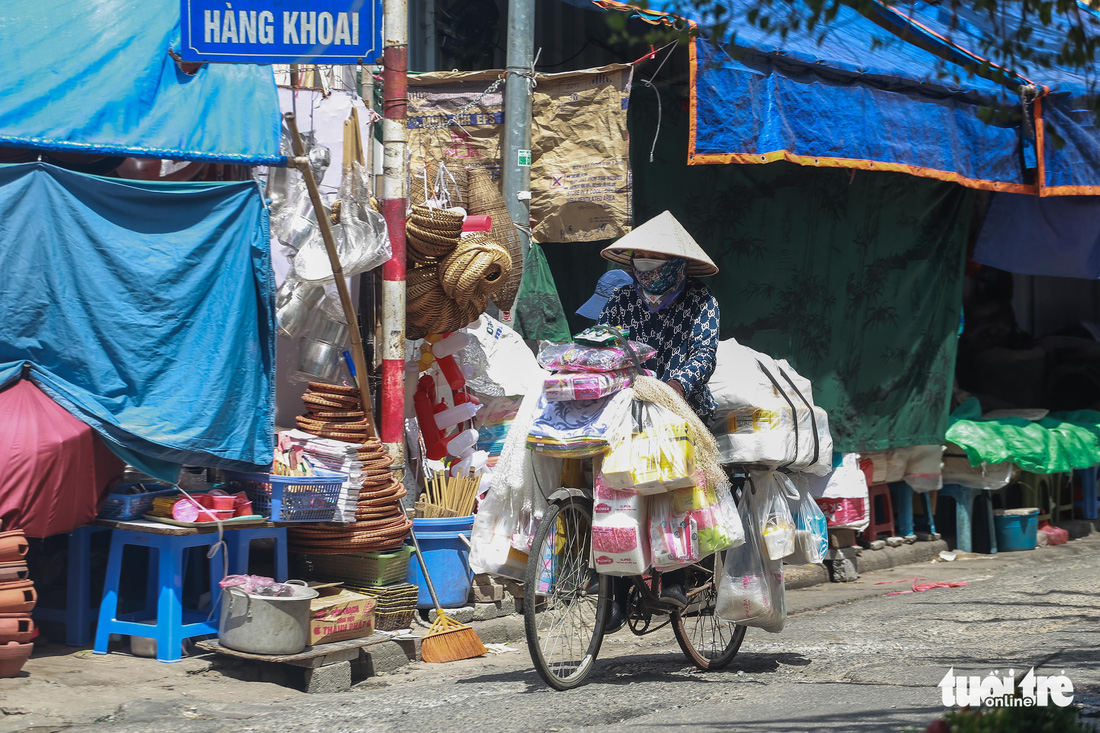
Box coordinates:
[672,555,746,670]
[524,498,611,690]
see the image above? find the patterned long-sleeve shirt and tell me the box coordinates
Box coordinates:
[598,279,720,421]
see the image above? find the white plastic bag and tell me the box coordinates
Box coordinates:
[715,486,786,632]
[468,476,528,580]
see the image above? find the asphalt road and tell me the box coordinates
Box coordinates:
[26,536,1100,733]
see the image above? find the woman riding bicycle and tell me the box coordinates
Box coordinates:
[580,210,721,631]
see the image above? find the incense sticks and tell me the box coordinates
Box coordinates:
[418,470,481,518]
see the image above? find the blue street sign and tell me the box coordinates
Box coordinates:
[179,0,381,64]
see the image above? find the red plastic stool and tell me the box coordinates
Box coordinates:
[861,483,896,543]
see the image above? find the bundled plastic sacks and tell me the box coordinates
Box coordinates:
[707,339,832,475]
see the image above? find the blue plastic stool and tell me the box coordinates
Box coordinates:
[33,525,110,646]
[938,484,998,554]
[93,529,225,662]
[889,483,938,538]
[225,527,288,581]
[1073,467,1100,520]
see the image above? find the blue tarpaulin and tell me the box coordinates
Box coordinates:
[0,163,275,481]
[0,0,283,164]
[597,0,1099,196]
[880,0,1100,194]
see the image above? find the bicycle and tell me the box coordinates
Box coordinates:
[523,484,746,690]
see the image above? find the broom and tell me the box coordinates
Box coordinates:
[411,526,487,663]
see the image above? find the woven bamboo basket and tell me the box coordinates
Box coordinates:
[466,166,522,311]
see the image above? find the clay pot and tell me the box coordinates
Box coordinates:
[0,641,33,678]
[0,614,34,644]
[0,531,27,563]
[0,580,36,614]
[0,563,28,583]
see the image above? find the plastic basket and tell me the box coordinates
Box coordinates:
[224,469,345,522]
[98,484,178,520]
[295,546,413,586]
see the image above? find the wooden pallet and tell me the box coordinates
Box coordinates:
[196,635,419,692]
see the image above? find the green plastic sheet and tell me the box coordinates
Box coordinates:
[946,399,1100,473]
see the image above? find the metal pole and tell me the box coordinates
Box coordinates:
[381,0,409,472]
[284,113,377,439]
[501,0,535,318]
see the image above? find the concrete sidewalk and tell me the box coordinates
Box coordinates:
[4,530,1098,732]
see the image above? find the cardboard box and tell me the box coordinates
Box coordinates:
[310,587,375,645]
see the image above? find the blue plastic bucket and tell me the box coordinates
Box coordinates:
[407,516,474,609]
[993,509,1039,552]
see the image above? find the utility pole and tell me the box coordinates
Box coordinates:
[500,0,535,321]
[381,0,409,473]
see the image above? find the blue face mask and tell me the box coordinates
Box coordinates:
[632,256,687,312]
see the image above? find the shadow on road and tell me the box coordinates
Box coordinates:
[452,650,813,693]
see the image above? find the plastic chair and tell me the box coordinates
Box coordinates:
[938,484,998,554]
[33,525,109,646]
[93,529,225,662]
[860,484,896,543]
[888,482,937,538]
[225,527,288,581]
[1074,466,1100,520]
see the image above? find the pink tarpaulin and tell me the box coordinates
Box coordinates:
[0,380,123,537]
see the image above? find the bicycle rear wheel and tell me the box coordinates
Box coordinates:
[672,555,746,670]
[524,498,611,690]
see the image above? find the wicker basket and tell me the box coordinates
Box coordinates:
[466,166,522,311]
[373,608,417,632]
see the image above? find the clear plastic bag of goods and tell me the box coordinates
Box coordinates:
[648,492,698,571]
[591,470,649,575]
[604,400,696,495]
[647,472,745,571]
[543,368,634,402]
[750,471,797,561]
[670,472,746,556]
[785,476,829,565]
[715,488,786,632]
[537,340,656,373]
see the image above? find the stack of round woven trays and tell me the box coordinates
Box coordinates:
[296,382,368,444]
[288,437,412,554]
[406,205,512,339]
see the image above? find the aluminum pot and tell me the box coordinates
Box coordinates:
[218,580,319,655]
[295,339,342,382]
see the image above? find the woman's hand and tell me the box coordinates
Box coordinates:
[666,379,685,398]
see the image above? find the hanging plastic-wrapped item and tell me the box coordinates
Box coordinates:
[294,161,391,282]
[786,475,829,565]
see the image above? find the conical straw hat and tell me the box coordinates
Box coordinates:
[601,210,718,277]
